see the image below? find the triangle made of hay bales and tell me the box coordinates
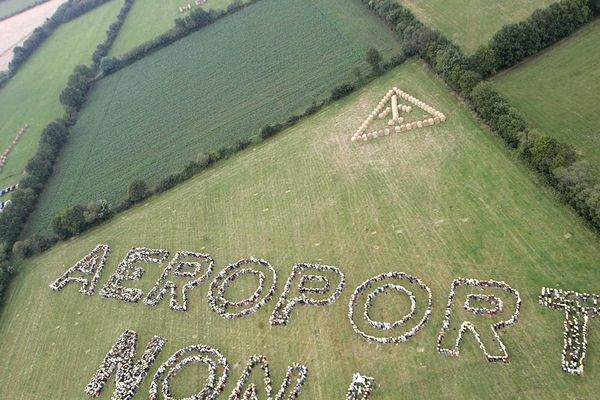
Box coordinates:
[351,87,447,142]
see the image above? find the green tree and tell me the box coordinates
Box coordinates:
[12,240,33,259]
[128,180,148,203]
[52,205,86,239]
[84,199,111,224]
[366,48,382,74]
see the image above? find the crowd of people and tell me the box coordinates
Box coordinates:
[229,355,308,400]
[464,294,504,316]
[0,183,18,197]
[539,287,599,375]
[229,355,273,399]
[0,199,11,212]
[86,330,167,399]
[346,372,375,400]
[208,257,277,320]
[298,274,330,295]
[275,363,309,400]
[0,124,28,171]
[50,244,111,296]
[437,278,521,363]
[364,284,416,330]
[99,247,170,303]
[144,251,215,312]
[348,272,433,344]
[351,87,447,143]
[0,182,18,213]
[149,344,230,400]
[270,263,345,326]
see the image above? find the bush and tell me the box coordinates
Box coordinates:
[84,199,112,224]
[128,180,148,203]
[52,205,86,239]
[366,48,383,74]
[208,149,222,163]
[197,152,211,167]
[155,174,183,193]
[100,57,119,75]
[12,240,33,259]
[519,130,577,177]
[304,100,321,117]
[259,124,283,140]
[330,83,355,101]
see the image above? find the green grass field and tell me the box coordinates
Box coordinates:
[25,0,403,234]
[0,0,123,190]
[398,0,555,53]
[493,18,600,175]
[108,0,247,57]
[2,61,600,399]
[0,0,41,19]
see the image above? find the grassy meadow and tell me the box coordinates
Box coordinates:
[1,61,600,399]
[0,0,41,18]
[25,0,403,234]
[493,18,600,175]
[397,0,555,53]
[0,0,123,189]
[108,0,246,57]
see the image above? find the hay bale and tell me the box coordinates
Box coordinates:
[428,118,434,125]
[388,120,395,126]
[440,115,447,122]
[384,128,390,136]
[411,122,418,129]
[417,121,423,128]
[391,95,399,121]
[434,116,441,124]
[395,126,402,133]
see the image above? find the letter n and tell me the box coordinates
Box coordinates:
[84,330,166,399]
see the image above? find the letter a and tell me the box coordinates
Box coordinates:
[49,244,111,296]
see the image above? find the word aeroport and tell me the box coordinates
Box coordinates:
[50,245,599,383]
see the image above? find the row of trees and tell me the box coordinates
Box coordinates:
[6,0,114,85]
[471,0,594,77]
[360,0,600,232]
[100,0,263,76]
[0,0,137,296]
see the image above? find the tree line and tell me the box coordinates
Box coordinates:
[0,0,136,301]
[360,0,600,231]
[99,0,263,77]
[3,0,114,91]
[471,0,595,77]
